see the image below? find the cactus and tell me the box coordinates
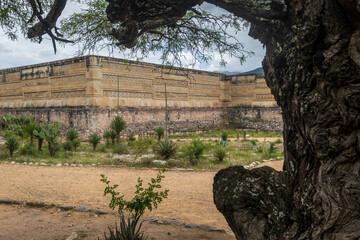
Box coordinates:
[24,121,36,146]
[34,123,62,156]
[33,124,46,151]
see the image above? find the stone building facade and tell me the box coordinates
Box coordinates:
[0,56,281,134]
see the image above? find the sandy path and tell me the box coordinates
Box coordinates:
[0,204,235,240]
[0,164,230,230]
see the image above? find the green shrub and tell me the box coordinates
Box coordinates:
[98,145,107,153]
[89,133,101,150]
[6,137,19,157]
[214,146,227,162]
[99,170,169,240]
[155,126,164,141]
[111,116,127,143]
[128,135,136,142]
[156,140,177,160]
[66,128,78,142]
[182,138,207,165]
[63,141,73,151]
[112,142,128,154]
[103,130,112,146]
[274,139,282,144]
[20,143,37,156]
[248,139,258,150]
[72,138,81,150]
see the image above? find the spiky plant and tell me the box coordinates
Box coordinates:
[104,130,112,146]
[72,138,81,150]
[100,215,146,240]
[111,116,126,143]
[89,133,101,150]
[214,146,227,162]
[155,126,164,141]
[156,140,177,160]
[66,128,78,142]
[63,141,73,151]
[6,137,19,157]
[24,121,36,146]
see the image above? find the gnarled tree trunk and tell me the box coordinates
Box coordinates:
[28,0,360,238]
[212,0,360,239]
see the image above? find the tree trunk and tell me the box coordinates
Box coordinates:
[31,0,360,238]
[211,0,360,239]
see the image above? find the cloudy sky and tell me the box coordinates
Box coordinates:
[0,2,265,73]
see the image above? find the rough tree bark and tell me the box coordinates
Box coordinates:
[28,0,360,239]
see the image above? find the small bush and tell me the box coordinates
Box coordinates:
[20,143,37,157]
[72,138,81,150]
[111,116,126,143]
[156,140,177,160]
[98,145,107,153]
[63,141,73,151]
[128,135,136,142]
[182,138,207,165]
[155,126,164,141]
[141,158,153,167]
[66,128,78,142]
[89,133,101,150]
[101,215,146,240]
[112,143,128,154]
[274,139,282,144]
[214,146,227,162]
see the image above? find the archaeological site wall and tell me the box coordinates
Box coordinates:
[0,56,282,134]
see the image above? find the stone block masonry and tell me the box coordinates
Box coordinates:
[0,55,282,133]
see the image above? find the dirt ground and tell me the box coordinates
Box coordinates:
[0,160,283,240]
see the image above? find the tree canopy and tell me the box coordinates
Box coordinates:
[0,0,253,67]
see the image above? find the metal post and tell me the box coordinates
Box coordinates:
[117,75,119,114]
[165,83,168,141]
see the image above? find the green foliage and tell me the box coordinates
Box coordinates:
[63,141,73,151]
[128,135,136,142]
[72,138,81,150]
[24,121,36,146]
[33,124,46,151]
[104,130,113,145]
[221,131,228,141]
[98,145,107,153]
[156,140,177,160]
[274,139,282,144]
[100,170,169,217]
[155,126,164,141]
[20,143,37,157]
[66,128,78,142]
[111,116,127,143]
[181,138,207,165]
[60,1,252,68]
[248,139,258,150]
[89,133,101,150]
[6,136,19,157]
[34,122,62,157]
[214,146,227,162]
[112,142,128,154]
[100,215,146,240]
[0,114,15,130]
[256,142,279,160]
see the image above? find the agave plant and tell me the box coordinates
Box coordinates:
[72,138,81,150]
[111,116,126,143]
[89,133,101,150]
[63,141,73,151]
[6,137,19,157]
[100,215,146,240]
[156,140,177,160]
[214,146,227,162]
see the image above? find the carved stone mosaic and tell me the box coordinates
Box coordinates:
[103,74,153,86]
[51,89,86,98]
[155,92,188,100]
[190,83,219,89]
[24,91,50,99]
[103,89,154,99]
[189,94,220,100]
[51,74,86,85]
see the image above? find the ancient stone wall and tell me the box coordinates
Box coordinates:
[0,55,277,108]
[0,56,281,133]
